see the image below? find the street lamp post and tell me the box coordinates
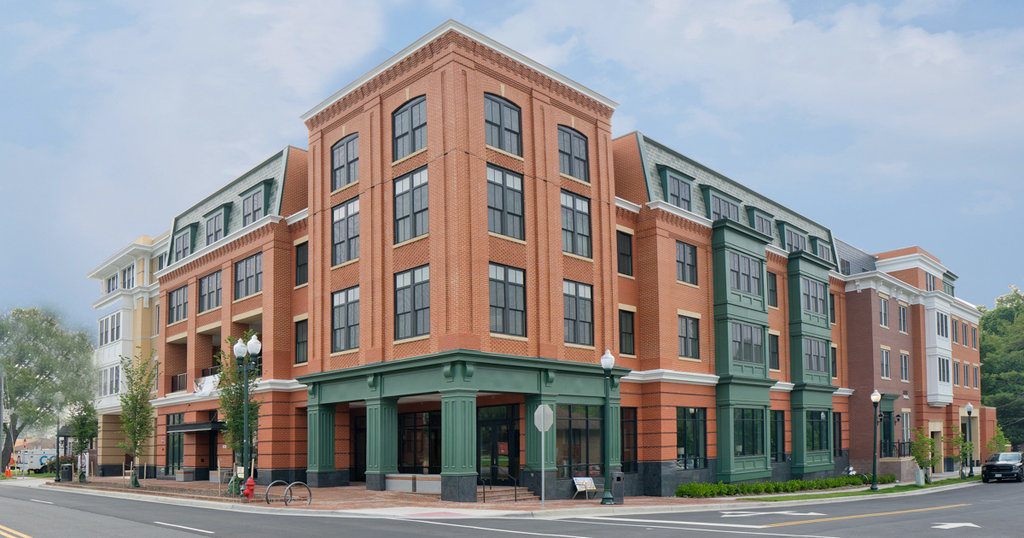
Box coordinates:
[232,334,261,486]
[54,392,63,482]
[966,402,974,477]
[600,350,615,506]
[870,389,881,492]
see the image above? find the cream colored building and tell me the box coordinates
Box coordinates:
[86,232,167,476]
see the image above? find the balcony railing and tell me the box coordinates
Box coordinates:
[170,373,187,393]
[880,440,912,458]
[201,365,221,378]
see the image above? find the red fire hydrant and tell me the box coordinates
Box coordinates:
[243,476,256,500]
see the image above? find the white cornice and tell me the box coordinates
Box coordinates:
[766,244,789,259]
[300,20,618,122]
[285,208,309,225]
[621,369,718,386]
[834,387,854,397]
[874,253,949,280]
[645,200,713,228]
[155,215,283,279]
[86,234,170,279]
[770,381,794,392]
[614,197,641,214]
[846,271,980,322]
[150,377,307,408]
[91,282,159,311]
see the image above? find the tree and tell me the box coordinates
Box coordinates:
[911,427,941,483]
[0,308,95,475]
[69,401,98,476]
[986,424,1011,453]
[947,430,973,479]
[217,331,261,487]
[980,285,1024,446]
[118,349,158,487]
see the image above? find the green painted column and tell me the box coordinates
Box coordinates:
[306,402,341,487]
[365,396,398,491]
[440,388,477,502]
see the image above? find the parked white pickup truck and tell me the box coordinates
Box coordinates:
[16,449,56,473]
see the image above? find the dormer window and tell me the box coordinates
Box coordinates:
[710,195,740,222]
[785,229,807,252]
[242,189,263,226]
[664,169,692,211]
[810,237,833,262]
[206,211,224,245]
[172,230,191,262]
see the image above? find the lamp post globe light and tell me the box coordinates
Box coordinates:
[966,402,974,477]
[870,389,882,492]
[232,334,261,486]
[600,350,615,506]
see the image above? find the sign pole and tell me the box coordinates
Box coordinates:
[540,427,545,509]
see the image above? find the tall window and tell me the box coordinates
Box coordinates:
[295,242,308,286]
[879,297,889,327]
[395,266,429,340]
[619,310,635,355]
[332,197,360,264]
[198,271,221,313]
[881,348,891,378]
[754,214,772,236]
[98,312,121,346]
[769,334,780,370]
[557,125,589,181]
[617,231,633,276]
[332,286,360,352]
[106,274,118,294]
[393,96,426,161]
[666,171,691,211]
[394,167,428,244]
[731,322,763,364]
[785,230,806,252]
[829,293,836,323]
[677,241,697,285]
[621,407,637,473]
[729,252,762,296]
[484,94,521,156]
[951,319,959,343]
[771,410,785,462]
[234,252,262,300]
[173,231,191,261]
[834,412,844,457]
[331,133,359,190]
[168,285,188,324]
[953,361,960,385]
[767,272,778,307]
[676,407,707,469]
[807,410,829,452]
[962,322,969,345]
[121,265,134,290]
[964,362,970,386]
[555,404,602,479]
[486,165,524,240]
[937,312,949,337]
[900,352,910,381]
[563,280,593,346]
[560,190,591,257]
[898,304,908,332]
[972,326,977,348]
[816,243,832,262]
[926,273,936,291]
[488,263,525,337]
[804,338,828,372]
[295,320,308,364]
[206,212,224,245]
[974,366,979,388]
[241,190,263,226]
[802,278,827,314]
[678,316,699,359]
[831,346,838,378]
[710,195,740,222]
[938,356,950,383]
[734,408,765,457]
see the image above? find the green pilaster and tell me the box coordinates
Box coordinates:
[524,394,557,471]
[605,379,622,471]
[440,388,478,476]
[365,396,398,490]
[306,403,335,473]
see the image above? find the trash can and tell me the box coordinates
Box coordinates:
[60,464,73,482]
[611,471,624,505]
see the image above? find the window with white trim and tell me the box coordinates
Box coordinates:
[879,297,889,327]
[936,312,949,338]
[880,348,890,378]
[900,353,909,381]
[98,312,121,346]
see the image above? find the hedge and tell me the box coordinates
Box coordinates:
[675,474,897,498]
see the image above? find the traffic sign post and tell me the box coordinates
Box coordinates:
[533,404,553,508]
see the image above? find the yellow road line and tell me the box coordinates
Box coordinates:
[0,523,31,538]
[766,503,971,527]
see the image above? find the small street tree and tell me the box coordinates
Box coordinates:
[911,426,941,484]
[986,424,1011,453]
[947,430,973,479]
[118,349,158,487]
[0,308,95,473]
[217,330,261,493]
[69,401,98,479]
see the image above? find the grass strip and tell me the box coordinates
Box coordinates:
[746,476,980,502]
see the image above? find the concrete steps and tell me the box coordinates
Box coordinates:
[477,485,537,503]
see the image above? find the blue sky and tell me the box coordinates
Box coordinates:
[2,0,1022,334]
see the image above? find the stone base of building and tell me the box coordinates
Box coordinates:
[441,474,477,502]
[255,468,307,486]
[770,458,792,483]
[308,469,349,488]
[637,460,717,497]
[96,464,157,479]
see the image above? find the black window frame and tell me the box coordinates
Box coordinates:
[831,346,838,378]
[557,125,589,182]
[804,337,829,373]
[807,410,829,452]
[617,231,633,276]
[332,285,360,352]
[801,277,827,315]
[833,412,843,457]
[295,241,308,286]
[486,164,524,240]
[767,272,778,307]
[295,319,308,364]
[769,333,780,370]
[168,285,188,324]
[563,279,593,346]
[331,133,359,191]
[234,252,263,300]
[395,265,429,340]
[560,190,591,258]
[393,96,427,161]
[555,404,603,479]
[731,322,764,364]
[771,410,786,462]
[197,271,221,313]
[678,315,699,359]
[488,263,526,337]
[332,196,360,265]
[619,309,635,356]
[734,408,765,457]
[394,167,428,244]
[676,241,698,285]
[484,94,522,156]
[829,293,836,323]
[620,407,638,473]
[676,407,707,469]
[666,171,692,211]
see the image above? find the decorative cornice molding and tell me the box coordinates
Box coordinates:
[155,215,284,283]
[615,197,641,214]
[644,200,713,233]
[150,377,307,408]
[833,387,854,397]
[621,369,719,386]
[770,381,794,392]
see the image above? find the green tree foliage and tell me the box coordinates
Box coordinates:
[69,401,98,460]
[911,427,941,474]
[0,308,94,476]
[986,424,1011,453]
[118,349,158,487]
[217,331,261,470]
[980,286,1024,447]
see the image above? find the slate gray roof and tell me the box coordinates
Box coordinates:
[833,237,876,275]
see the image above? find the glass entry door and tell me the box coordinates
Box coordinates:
[478,405,518,486]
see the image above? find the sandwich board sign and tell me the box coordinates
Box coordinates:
[534,404,553,508]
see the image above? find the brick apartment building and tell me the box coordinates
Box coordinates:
[121,20,993,501]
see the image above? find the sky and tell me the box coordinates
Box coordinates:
[2,0,1022,336]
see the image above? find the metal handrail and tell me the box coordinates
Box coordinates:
[495,466,519,502]
[478,476,491,503]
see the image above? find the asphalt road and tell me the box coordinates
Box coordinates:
[0,479,1017,537]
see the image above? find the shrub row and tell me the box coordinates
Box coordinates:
[675,474,897,498]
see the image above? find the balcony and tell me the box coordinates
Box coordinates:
[169,373,187,393]
[880,440,912,459]
[201,365,221,378]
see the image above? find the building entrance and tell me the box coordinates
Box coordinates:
[478,405,518,486]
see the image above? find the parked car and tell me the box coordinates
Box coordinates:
[981,452,1024,483]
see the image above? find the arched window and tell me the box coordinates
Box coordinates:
[393,96,426,161]
[331,133,359,190]
[557,125,588,181]
[484,94,521,156]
